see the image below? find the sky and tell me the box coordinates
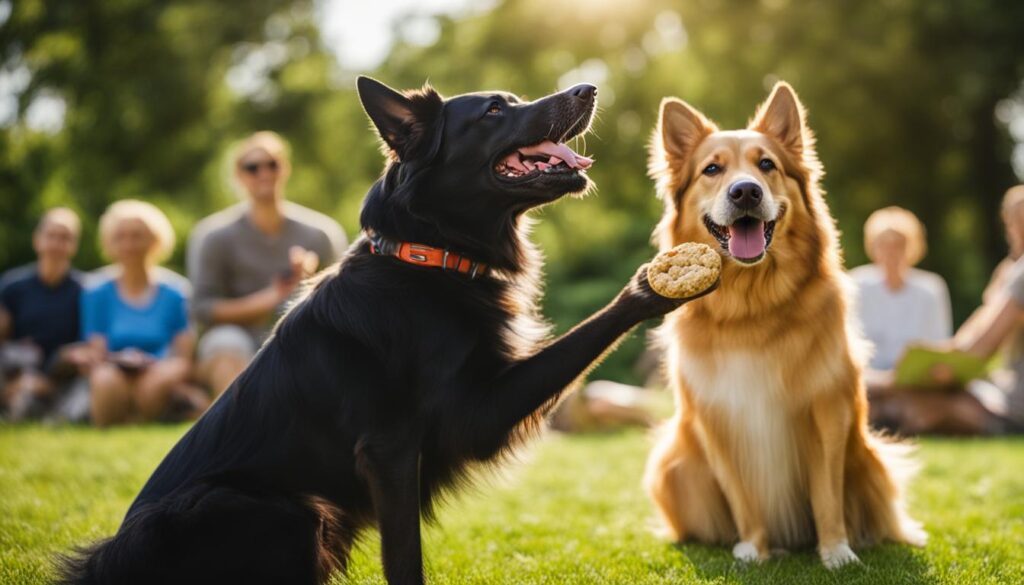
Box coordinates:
[317,0,492,71]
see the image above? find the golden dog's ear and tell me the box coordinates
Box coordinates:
[749,82,808,156]
[649,98,716,250]
[656,98,717,160]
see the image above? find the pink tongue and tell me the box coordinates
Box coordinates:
[728,221,766,259]
[516,140,593,169]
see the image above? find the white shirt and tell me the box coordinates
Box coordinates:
[850,264,952,370]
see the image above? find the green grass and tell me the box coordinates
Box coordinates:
[1,425,1022,584]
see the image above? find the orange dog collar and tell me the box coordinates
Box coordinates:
[367,231,489,279]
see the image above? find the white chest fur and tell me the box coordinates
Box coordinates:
[677,349,814,547]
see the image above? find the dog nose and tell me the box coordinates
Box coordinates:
[727,181,763,210]
[567,84,597,102]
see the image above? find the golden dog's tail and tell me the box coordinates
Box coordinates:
[844,431,928,548]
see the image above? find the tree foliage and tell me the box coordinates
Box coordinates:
[3,0,1024,382]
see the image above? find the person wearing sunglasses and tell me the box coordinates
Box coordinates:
[187,131,347,397]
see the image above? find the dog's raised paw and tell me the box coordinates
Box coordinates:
[820,541,860,570]
[732,541,765,563]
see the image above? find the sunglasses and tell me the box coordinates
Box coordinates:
[240,159,280,175]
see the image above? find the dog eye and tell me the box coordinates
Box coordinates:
[486,102,502,115]
[702,163,722,176]
[758,158,776,172]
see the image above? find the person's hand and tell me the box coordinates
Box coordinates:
[62,342,101,368]
[928,362,957,386]
[289,246,320,280]
[269,273,300,304]
[257,247,323,313]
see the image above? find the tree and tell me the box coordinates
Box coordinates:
[3,0,1024,384]
[0,0,332,269]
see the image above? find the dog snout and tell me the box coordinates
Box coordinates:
[727,181,763,210]
[566,83,597,103]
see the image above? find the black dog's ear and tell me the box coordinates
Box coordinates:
[357,76,443,161]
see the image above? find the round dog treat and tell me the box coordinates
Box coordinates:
[647,242,721,299]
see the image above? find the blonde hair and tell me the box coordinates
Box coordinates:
[98,199,176,264]
[864,206,927,266]
[37,207,81,238]
[229,130,291,196]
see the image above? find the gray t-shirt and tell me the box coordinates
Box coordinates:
[188,202,348,341]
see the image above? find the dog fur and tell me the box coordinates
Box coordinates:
[643,82,926,569]
[57,78,691,585]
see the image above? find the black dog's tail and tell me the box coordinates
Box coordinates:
[56,484,353,585]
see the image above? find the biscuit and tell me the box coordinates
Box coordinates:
[647,242,721,299]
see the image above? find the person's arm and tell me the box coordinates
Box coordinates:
[86,334,108,362]
[209,250,310,323]
[982,259,1012,305]
[79,288,109,366]
[208,286,290,325]
[956,258,1024,358]
[165,290,194,366]
[0,276,12,341]
[957,262,1011,341]
[955,293,1022,359]
[191,231,291,326]
[0,306,9,342]
[169,330,195,360]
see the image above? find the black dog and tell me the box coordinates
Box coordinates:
[59,78,698,585]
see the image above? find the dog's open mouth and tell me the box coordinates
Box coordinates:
[703,214,778,264]
[494,140,593,181]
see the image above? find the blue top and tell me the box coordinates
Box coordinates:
[81,280,189,358]
[0,263,84,365]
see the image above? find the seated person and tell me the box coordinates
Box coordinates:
[0,208,93,421]
[870,187,1024,434]
[950,186,1024,431]
[188,131,347,396]
[83,200,208,427]
[850,206,952,378]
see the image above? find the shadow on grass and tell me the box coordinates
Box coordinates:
[673,541,934,585]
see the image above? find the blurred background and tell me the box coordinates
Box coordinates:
[2,0,1024,384]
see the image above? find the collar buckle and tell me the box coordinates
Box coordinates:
[366,230,488,280]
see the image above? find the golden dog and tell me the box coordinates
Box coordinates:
[643,82,926,568]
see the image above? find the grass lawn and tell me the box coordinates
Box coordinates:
[1,424,1022,584]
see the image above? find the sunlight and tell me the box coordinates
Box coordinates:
[317,0,495,70]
